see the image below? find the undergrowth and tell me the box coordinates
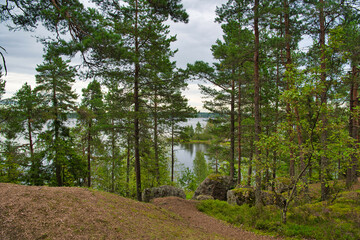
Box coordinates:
[197,197,360,240]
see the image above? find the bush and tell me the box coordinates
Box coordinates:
[197,197,360,240]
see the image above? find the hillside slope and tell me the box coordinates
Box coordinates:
[0,183,277,240]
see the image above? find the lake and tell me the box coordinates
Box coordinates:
[11,117,210,173]
[173,142,209,170]
[173,118,210,171]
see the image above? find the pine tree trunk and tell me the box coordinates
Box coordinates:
[273,42,281,191]
[27,118,37,185]
[254,0,262,207]
[230,76,235,180]
[127,136,131,197]
[171,122,175,182]
[134,0,142,201]
[111,120,115,193]
[87,119,92,188]
[53,80,62,187]
[154,88,160,185]
[247,137,254,186]
[284,0,295,179]
[237,76,242,185]
[347,65,359,187]
[319,0,329,201]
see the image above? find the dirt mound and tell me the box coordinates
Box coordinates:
[153,197,279,240]
[0,183,278,240]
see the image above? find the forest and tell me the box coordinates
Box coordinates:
[0,1,360,238]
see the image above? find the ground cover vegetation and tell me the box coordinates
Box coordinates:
[197,180,360,240]
[1,1,360,239]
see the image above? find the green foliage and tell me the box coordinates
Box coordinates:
[198,188,360,240]
[0,141,24,183]
[147,0,189,23]
[197,199,266,226]
[178,126,194,142]
[207,173,222,181]
[35,54,81,186]
[12,83,45,185]
[193,151,209,185]
[177,167,197,191]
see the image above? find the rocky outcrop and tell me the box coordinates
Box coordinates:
[227,187,255,206]
[227,187,286,208]
[273,177,293,194]
[194,195,214,201]
[142,185,186,202]
[261,191,286,208]
[192,174,236,201]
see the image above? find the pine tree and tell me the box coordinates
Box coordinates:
[79,80,104,187]
[35,54,81,186]
[12,83,44,185]
[89,0,188,201]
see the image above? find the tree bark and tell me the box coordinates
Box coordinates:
[319,0,329,201]
[87,119,92,187]
[154,87,160,185]
[134,0,142,201]
[254,0,262,207]
[127,136,131,197]
[237,75,242,185]
[247,134,254,186]
[111,120,115,193]
[27,117,37,185]
[283,0,296,179]
[53,78,62,186]
[171,121,175,182]
[347,65,359,187]
[230,74,235,180]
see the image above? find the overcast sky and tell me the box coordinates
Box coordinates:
[0,0,227,111]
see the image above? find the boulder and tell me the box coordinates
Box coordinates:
[192,174,236,201]
[274,177,293,194]
[195,195,214,201]
[227,187,255,206]
[261,191,286,208]
[142,185,186,202]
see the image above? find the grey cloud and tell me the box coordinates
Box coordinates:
[1,0,228,111]
[0,25,44,75]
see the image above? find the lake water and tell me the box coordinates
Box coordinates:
[178,117,208,128]
[173,142,209,170]
[11,117,210,172]
[173,118,209,170]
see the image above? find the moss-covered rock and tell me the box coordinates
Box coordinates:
[192,175,235,201]
[227,187,255,206]
[261,191,286,208]
[274,177,293,194]
[195,195,214,201]
[207,174,223,181]
[142,185,186,202]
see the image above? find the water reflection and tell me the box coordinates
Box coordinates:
[174,143,209,169]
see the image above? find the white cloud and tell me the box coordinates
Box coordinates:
[3,72,36,98]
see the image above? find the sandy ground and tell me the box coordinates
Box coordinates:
[153,196,280,240]
[0,183,281,240]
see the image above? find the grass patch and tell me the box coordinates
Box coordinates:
[197,197,360,240]
[185,190,194,200]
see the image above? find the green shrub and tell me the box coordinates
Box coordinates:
[197,195,360,240]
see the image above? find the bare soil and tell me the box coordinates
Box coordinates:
[153,197,280,240]
[0,183,279,240]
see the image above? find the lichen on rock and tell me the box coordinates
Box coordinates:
[192,174,236,201]
[227,187,255,206]
[142,185,186,202]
